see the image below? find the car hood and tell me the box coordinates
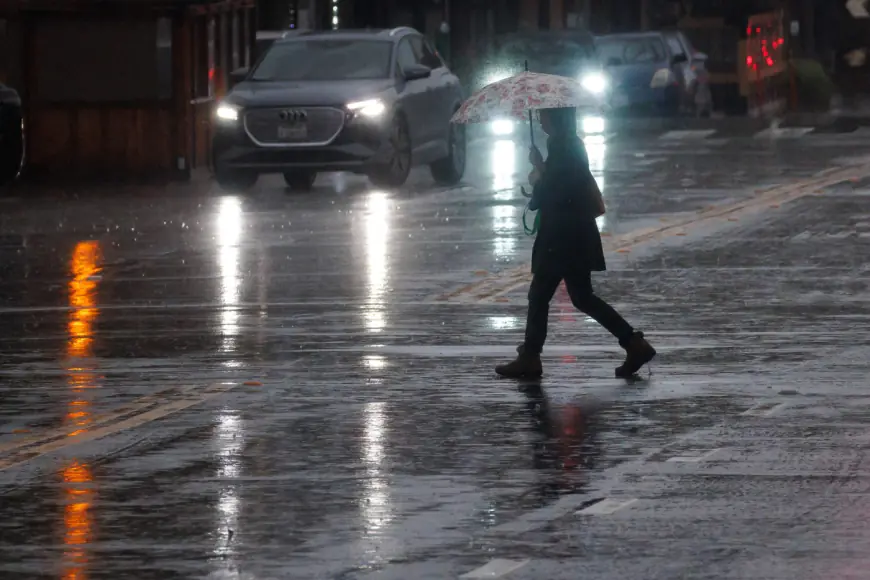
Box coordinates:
[227,79,394,108]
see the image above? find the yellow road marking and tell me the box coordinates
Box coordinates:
[0,383,237,471]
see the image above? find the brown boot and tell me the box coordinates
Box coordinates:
[495,345,543,379]
[615,332,656,378]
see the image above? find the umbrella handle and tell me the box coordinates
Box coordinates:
[525,60,535,147]
[528,110,534,147]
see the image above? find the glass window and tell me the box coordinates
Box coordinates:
[595,37,667,65]
[417,37,443,69]
[395,38,417,73]
[498,36,595,68]
[251,39,393,81]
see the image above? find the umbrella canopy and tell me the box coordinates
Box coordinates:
[451,71,601,124]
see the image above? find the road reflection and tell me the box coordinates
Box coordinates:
[521,384,603,499]
[356,400,396,563]
[491,139,518,260]
[63,240,102,580]
[216,196,244,362]
[212,197,246,571]
[211,410,244,568]
[584,135,608,233]
[491,138,516,193]
[362,191,391,334]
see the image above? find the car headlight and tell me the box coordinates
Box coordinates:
[483,71,511,87]
[347,99,386,118]
[490,119,515,136]
[216,104,239,122]
[581,72,608,95]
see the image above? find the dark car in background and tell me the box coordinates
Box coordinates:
[477,30,608,135]
[212,27,466,192]
[0,83,24,187]
[596,30,712,116]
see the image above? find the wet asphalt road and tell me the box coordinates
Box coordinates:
[1,126,870,579]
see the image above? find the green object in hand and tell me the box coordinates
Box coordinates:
[520,185,538,236]
[523,203,539,236]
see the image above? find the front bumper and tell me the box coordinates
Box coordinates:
[212,116,393,174]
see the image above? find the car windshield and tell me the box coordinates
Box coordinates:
[251,40,393,81]
[596,37,667,65]
[497,37,595,67]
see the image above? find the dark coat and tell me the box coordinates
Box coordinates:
[528,134,606,276]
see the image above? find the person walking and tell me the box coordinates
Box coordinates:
[495,107,656,379]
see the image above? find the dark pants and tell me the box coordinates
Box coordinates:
[523,271,634,355]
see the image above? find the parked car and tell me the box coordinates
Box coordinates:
[595,31,712,116]
[477,30,608,135]
[212,27,466,192]
[0,83,24,186]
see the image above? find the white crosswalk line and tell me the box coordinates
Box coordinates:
[660,129,717,140]
[754,127,814,139]
[461,559,530,579]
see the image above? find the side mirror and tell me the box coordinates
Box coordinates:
[229,67,250,86]
[671,53,688,65]
[403,64,432,81]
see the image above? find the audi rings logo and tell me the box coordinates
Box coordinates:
[279,109,307,122]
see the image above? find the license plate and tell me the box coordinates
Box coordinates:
[277,123,307,140]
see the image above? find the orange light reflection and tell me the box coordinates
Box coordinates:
[62,461,93,580]
[62,241,102,580]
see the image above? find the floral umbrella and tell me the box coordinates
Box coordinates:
[450,70,602,128]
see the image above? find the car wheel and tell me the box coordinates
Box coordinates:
[430,121,466,186]
[368,115,411,188]
[283,171,317,192]
[215,169,258,192]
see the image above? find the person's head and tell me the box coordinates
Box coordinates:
[539,107,578,137]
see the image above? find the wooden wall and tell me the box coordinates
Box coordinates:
[25,105,176,177]
[8,2,254,182]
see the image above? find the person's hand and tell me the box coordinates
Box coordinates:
[528,145,543,169]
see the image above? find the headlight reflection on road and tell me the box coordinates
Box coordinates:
[488,316,520,330]
[216,196,244,359]
[491,139,516,194]
[584,135,608,232]
[492,203,516,260]
[212,410,244,565]
[582,115,606,135]
[357,401,397,563]
[363,191,391,333]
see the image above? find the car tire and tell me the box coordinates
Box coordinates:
[215,169,258,192]
[430,121,466,186]
[283,171,317,192]
[368,115,411,188]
